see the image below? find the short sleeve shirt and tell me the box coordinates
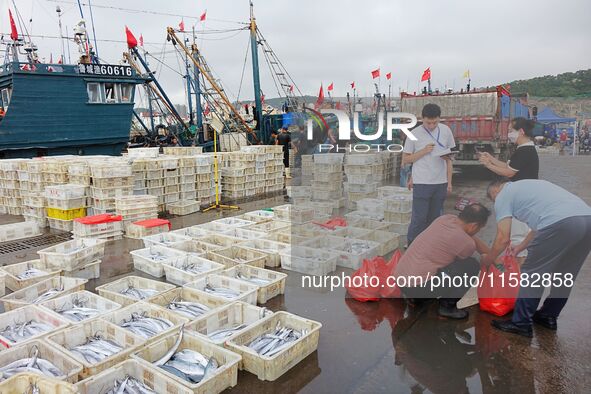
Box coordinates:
[403,123,455,185]
[507,143,539,181]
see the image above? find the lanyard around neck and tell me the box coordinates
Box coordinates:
[424,125,445,148]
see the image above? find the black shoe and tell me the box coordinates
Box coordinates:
[533,311,558,330]
[491,320,533,338]
[438,304,468,319]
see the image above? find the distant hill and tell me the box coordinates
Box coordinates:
[507,69,591,98]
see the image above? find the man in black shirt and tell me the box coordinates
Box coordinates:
[479,117,539,181]
[276,127,295,179]
[479,117,539,259]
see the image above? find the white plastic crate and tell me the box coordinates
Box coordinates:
[242,209,275,223]
[38,238,106,271]
[45,196,87,210]
[64,260,101,280]
[169,226,211,239]
[239,239,291,268]
[221,265,287,304]
[127,147,160,158]
[384,196,413,212]
[345,209,385,222]
[211,217,256,228]
[356,198,386,212]
[76,359,193,394]
[45,184,86,199]
[162,254,225,286]
[345,153,377,165]
[384,210,412,223]
[147,287,230,320]
[344,182,379,194]
[1,276,87,311]
[221,227,267,241]
[73,217,123,238]
[365,229,400,255]
[0,221,42,242]
[0,271,5,298]
[130,245,188,278]
[313,153,344,164]
[206,246,268,269]
[196,233,245,250]
[47,319,146,379]
[273,204,314,224]
[142,232,191,248]
[90,164,132,178]
[131,331,240,393]
[184,274,259,305]
[95,275,176,307]
[39,290,121,323]
[279,245,338,276]
[377,185,412,199]
[0,305,70,347]
[167,200,200,216]
[245,220,290,235]
[187,301,271,346]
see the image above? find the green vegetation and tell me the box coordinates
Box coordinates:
[508,69,591,98]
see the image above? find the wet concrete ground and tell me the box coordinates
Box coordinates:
[1,155,590,393]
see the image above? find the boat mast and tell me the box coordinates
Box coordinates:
[184,37,194,125]
[249,1,264,141]
[191,27,204,142]
[56,6,65,62]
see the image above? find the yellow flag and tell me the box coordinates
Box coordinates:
[463,70,470,79]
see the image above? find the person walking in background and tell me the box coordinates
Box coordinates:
[483,179,591,337]
[277,127,296,179]
[402,103,455,244]
[479,117,539,261]
[559,129,568,153]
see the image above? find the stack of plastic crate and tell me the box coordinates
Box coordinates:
[159,156,181,211]
[162,146,203,156]
[173,155,198,211]
[307,153,344,216]
[378,186,412,245]
[300,155,314,186]
[72,214,124,240]
[344,153,381,209]
[115,195,158,232]
[20,160,47,226]
[220,151,250,201]
[45,184,87,232]
[88,160,133,215]
[194,155,215,206]
[41,158,69,187]
[67,161,91,187]
[264,146,284,195]
[0,159,26,216]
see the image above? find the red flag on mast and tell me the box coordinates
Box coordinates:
[139,34,144,47]
[57,55,63,64]
[421,67,431,82]
[327,82,334,92]
[386,72,392,80]
[200,11,207,22]
[289,85,294,92]
[351,82,355,89]
[179,20,185,32]
[316,84,325,108]
[9,10,18,41]
[371,68,380,79]
[125,26,138,49]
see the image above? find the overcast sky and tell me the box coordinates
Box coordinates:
[1,0,590,106]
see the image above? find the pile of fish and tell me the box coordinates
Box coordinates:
[235,272,271,286]
[207,324,247,343]
[16,267,48,280]
[173,261,209,275]
[154,328,218,384]
[0,321,54,343]
[203,284,240,299]
[119,312,174,339]
[69,335,123,363]
[54,297,101,322]
[247,323,306,357]
[166,299,211,319]
[343,240,375,255]
[0,347,64,381]
[106,375,156,394]
[145,249,170,261]
[119,285,158,301]
[31,285,64,304]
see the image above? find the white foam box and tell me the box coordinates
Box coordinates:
[184,274,259,306]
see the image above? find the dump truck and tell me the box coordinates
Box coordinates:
[400,88,531,166]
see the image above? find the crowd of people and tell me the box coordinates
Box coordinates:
[395,103,591,338]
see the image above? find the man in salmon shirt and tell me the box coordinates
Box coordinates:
[395,203,491,319]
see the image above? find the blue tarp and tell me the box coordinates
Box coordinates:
[536,107,576,124]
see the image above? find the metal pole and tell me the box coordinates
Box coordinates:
[146,86,155,133]
[184,38,194,125]
[250,2,264,142]
[87,0,99,60]
[191,34,204,137]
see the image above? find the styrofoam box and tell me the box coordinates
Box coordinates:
[39,290,121,323]
[187,301,271,346]
[206,246,268,269]
[279,245,338,276]
[226,311,322,381]
[0,305,70,347]
[162,254,225,286]
[130,245,187,278]
[239,239,291,268]
[1,276,87,312]
[131,331,241,393]
[184,274,259,305]
[75,359,193,394]
[0,221,42,243]
[0,373,77,393]
[0,339,83,383]
[1,259,61,292]
[147,287,230,320]
[95,276,176,307]
[101,301,189,343]
[38,238,106,272]
[47,319,146,379]
[142,232,191,248]
[221,265,287,304]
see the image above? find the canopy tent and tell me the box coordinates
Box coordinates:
[536,107,577,124]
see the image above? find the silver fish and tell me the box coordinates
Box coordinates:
[55,297,101,322]
[158,348,218,384]
[154,325,184,367]
[119,312,174,339]
[167,299,211,319]
[120,286,158,300]
[0,347,64,381]
[235,272,271,286]
[69,335,123,364]
[247,323,305,357]
[106,375,157,394]
[207,324,247,343]
[0,321,54,343]
[31,285,64,304]
[204,284,240,299]
[16,268,48,280]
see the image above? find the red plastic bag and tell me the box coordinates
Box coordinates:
[313,217,347,230]
[379,250,402,298]
[345,256,386,302]
[478,253,521,316]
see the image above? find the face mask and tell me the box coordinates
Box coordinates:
[508,130,520,143]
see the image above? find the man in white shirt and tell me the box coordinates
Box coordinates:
[403,103,455,244]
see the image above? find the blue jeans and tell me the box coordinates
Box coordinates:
[399,164,411,188]
[407,183,448,244]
